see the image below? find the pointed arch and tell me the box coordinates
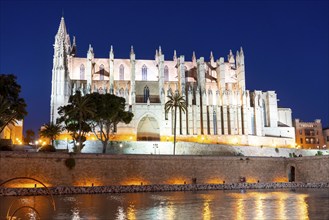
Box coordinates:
[208,89,213,105]
[119,64,124,80]
[142,64,147,80]
[144,85,150,103]
[119,88,124,97]
[80,64,85,80]
[99,64,104,80]
[213,110,217,135]
[164,65,169,81]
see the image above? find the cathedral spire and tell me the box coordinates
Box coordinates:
[236,50,240,66]
[192,51,196,65]
[159,46,162,55]
[109,45,114,60]
[210,51,214,63]
[130,45,135,55]
[57,16,68,37]
[240,46,244,57]
[70,36,77,56]
[173,50,177,61]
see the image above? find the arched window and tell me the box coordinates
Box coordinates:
[208,89,213,105]
[142,65,147,80]
[144,85,150,103]
[100,64,104,80]
[119,88,124,97]
[119,64,124,80]
[213,111,217,135]
[80,64,85,80]
[164,65,169,81]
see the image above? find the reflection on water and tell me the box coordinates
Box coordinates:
[0,188,328,219]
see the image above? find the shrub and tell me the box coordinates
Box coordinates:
[315,151,323,156]
[275,148,279,153]
[65,158,76,169]
[38,145,56,152]
[0,145,13,151]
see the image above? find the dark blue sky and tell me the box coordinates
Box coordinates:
[0,0,328,133]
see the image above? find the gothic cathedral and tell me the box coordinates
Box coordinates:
[51,17,295,147]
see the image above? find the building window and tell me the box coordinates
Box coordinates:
[213,111,217,135]
[327,136,329,142]
[119,88,124,97]
[299,130,302,135]
[119,64,124,80]
[80,64,85,80]
[300,138,303,144]
[164,65,169,81]
[305,129,315,136]
[144,85,150,103]
[100,64,104,80]
[142,64,147,80]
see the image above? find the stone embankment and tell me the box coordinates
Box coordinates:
[1,182,328,196]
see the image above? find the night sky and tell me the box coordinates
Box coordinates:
[0,1,328,134]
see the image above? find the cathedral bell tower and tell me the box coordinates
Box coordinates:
[50,17,72,123]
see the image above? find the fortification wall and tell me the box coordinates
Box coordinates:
[0,152,328,188]
[54,140,329,157]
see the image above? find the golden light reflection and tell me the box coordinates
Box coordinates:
[254,193,265,220]
[236,198,245,220]
[166,201,176,220]
[203,200,211,220]
[127,204,136,220]
[276,192,287,220]
[231,191,310,220]
[297,194,309,219]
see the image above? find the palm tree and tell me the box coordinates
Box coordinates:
[58,91,95,152]
[165,92,187,155]
[39,122,62,147]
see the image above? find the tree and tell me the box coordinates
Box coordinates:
[58,91,94,152]
[24,129,35,145]
[0,74,27,133]
[87,93,133,153]
[39,122,62,147]
[164,92,187,155]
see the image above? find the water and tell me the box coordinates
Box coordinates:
[1,188,328,219]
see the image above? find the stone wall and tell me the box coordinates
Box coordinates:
[1,152,328,188]
[55,140,329,157]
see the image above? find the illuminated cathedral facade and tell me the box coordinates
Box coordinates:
[51,17,295,147]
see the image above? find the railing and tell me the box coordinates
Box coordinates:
[135,95,160,103]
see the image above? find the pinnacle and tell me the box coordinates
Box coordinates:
[57,16,67,37]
